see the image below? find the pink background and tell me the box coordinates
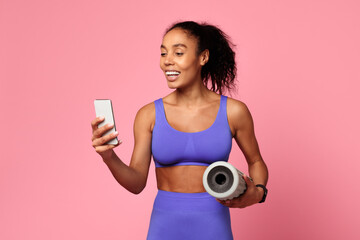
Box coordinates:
[1,0,359,239]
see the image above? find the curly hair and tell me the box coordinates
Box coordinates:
[165,21,237,95]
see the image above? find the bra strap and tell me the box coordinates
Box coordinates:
[218,95,229,124]
[154,98,167,128]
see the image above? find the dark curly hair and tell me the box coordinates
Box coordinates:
[165,21,237,95]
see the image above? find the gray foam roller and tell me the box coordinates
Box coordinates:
[203,161,247,200]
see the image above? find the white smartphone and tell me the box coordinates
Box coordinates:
[94,99,119,145]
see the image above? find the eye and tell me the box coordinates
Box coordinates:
[161,53,167,57]
[175,52,184,56]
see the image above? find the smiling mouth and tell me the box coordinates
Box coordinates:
[165,71,181,76]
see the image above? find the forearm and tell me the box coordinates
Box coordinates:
[248,158,268,186]
[102,150,146,194]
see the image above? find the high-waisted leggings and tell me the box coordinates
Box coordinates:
[147,190,233,240]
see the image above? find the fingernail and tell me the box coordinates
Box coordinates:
[99,116,104,120]
[107,123,114,127]
[119,140,123,143]
[114,131,118,135]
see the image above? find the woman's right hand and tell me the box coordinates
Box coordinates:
[91,116,121,160]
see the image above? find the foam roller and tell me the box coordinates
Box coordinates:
[203,161,247,200]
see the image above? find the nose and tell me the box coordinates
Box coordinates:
[164,54,174,66]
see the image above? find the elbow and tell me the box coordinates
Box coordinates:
[118,168,148,195]
[132,190,143,195]
[126,181,146,195]
[130,185,145,195]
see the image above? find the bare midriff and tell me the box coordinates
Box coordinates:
[156,165,208,193]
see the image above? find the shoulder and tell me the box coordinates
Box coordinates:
[226,97,254,132]
[226,97,251,119]
[134,101,156,131]
[137,101,156,116]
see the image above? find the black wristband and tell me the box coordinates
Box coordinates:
[255,184,268,203]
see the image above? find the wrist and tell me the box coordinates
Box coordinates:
[256,186,264,201]
[102,149,116,163]
[255,184,268,203]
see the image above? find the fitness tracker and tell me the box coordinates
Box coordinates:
[256,184,268,203]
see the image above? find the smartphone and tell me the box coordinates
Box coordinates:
[94,99,119,145]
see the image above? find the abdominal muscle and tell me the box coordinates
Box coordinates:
[156,165,207,193]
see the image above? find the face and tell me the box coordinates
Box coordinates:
[160,28,208,89]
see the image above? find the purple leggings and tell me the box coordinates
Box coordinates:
[147,190,233,240]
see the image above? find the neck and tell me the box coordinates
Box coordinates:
[174,79,212,105]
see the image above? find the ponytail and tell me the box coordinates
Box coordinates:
[166,21,237,95]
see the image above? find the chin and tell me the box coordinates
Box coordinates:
[167,82,179,89]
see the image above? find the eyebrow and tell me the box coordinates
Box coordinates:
[160,43,188,49]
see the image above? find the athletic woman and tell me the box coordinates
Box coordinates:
[91,21,268,240]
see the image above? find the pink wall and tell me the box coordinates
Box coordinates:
[1,0,359,239]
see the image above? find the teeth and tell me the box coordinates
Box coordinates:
[166,71,180,76]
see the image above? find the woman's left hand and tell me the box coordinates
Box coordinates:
[216,175,263,208]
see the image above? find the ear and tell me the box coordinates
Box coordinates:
[199,49,209,66]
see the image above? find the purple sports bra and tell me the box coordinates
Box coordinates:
[151,95,233,168]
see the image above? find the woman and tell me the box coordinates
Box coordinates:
[91,21,268,240]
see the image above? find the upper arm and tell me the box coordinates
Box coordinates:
[227,98,263,165]
[129,102,155,182]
